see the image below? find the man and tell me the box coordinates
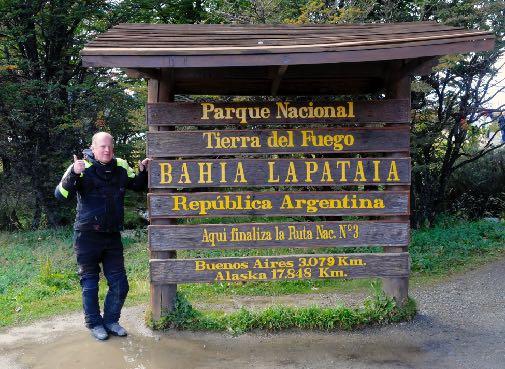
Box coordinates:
[55,132,150,341]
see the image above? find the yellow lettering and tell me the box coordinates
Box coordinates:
[276,102,288,118]
[348,101,355,118]
[280,194,295,209]
[195,260,206,271]
[353,161,367,182]
[234,162,247,183]
[172,195,187,210]
[178,163,191,184]
[321,161,333,182]
[268,161,280,183]
[201,103,214,120]
[159,163,172,184]
[198,162,213,184]
[285,162,298,183]
[373,160,381,182]
[387,161,400,182]
[305,161,318,183]
[336,161,351,181]
[220,162,227,183]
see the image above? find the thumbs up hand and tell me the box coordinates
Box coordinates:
[138,158,152,172]
[73,155,85,175]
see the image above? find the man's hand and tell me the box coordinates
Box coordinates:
[139,158,152,172]
[73,155,85,175]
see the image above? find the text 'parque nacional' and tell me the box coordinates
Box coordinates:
[147,100,411,126]
[201,101,354,124]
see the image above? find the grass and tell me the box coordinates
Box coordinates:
[0,216,503,330]
[146,285,417,334]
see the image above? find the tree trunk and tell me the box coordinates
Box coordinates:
[31,196,41,229]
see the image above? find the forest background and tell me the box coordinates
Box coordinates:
[0,0,504,231]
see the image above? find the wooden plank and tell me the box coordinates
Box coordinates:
[148,190,410,218]
[93,28,466,43]
[81,38,494,68]
[171,77,383,96]
[83,33,494,55]
[148,220,410,250]
[148,158,411,188]
[112,24,457,33]
[147,126,410,157]
[88,32,491,50]
[88,28,480,45]
[148,73,178,320]
[147,100,410,126]
[169,63,388,80]
[381,69,411,306]
[150,252,410,284]
[88,26,487,42]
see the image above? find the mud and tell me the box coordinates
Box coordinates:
[1,257,505,369]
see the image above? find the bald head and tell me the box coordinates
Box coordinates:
[92,132,114,147]
[91,132,114,164]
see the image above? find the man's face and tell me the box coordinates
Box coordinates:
[92,135,114,164]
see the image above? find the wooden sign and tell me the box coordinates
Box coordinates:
[150,252,410,284]
[148,191,410,218]
[146,126,410,157]
[149,221,410,250]
[147,99,410,126]
[149,158,410,188]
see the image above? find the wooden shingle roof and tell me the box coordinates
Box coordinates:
[81,22,494,68]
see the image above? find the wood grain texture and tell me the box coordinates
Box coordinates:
[148,190,410,218]
[148,74,178,319]
[148,158,411,188]
[381,68,411,306]
[81,38,495,69]
[147,100,410,125]
[150,252,410,284]
[146,126,410,156]
[148,220,410,250]
[82,23,494,57]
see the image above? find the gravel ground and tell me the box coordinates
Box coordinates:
[1,257,504,369]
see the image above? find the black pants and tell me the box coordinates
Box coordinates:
[73,231,129,328]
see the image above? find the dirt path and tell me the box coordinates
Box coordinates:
[1,257,504,369]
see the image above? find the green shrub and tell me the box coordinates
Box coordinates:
[146,284,417,334]
[447,150,505,219]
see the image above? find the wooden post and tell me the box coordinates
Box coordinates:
[382,63,411,306]
[148,69,177,321]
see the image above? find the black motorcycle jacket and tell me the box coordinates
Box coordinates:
[55,149,147,232]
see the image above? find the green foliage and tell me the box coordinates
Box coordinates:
[409,215,505,273]
[123,191,149,229]
[146,285,417,334]
[0,0,150,229]
[0,227,149,327]
[39,259,77,291]
[446,149,505,219]
[203,0,307,23]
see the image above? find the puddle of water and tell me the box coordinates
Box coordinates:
[12,330,428,369]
